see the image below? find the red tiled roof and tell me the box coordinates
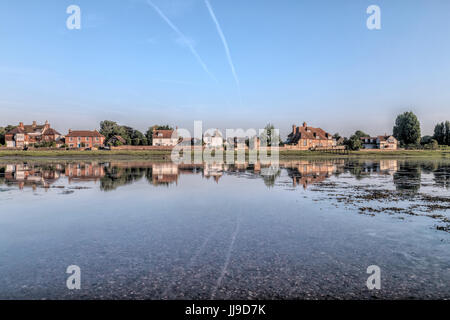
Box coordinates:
[287,124,332,144]
[152,130,174,139]
[22,125,46,133]
[7,127,24,134]
[66,130,104,138]
[43,128,61,135]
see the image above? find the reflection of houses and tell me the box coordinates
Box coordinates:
[152,163,179,185]
[203,162,224,183]
[284,160,341,189]
[65,162,105,182]
[4,163,62,189]
[5,121,61,148]
[286,122,335,150]
[355,160,399,175]
[361,135,398,150]
[379,160,398,174]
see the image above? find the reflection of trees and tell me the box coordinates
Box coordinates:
[344,160,369,180]
[0,166,5,185]
[100,167,151,191]
[262,168,281,187]
[393,162,421,193]
[433,165,450,189]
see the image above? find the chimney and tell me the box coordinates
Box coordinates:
[68,129,72,134]
[32,121,37,128]
[292,125,296,134]
[45,120,49,128]
[303,122,307,128]
[19,122,24,129]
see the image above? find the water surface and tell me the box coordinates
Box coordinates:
[0,158,449,299]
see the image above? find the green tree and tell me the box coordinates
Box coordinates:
[344,130,369,151]
[99,120,123,141]
[421,135,433,145]
[0,127,5,146]
[445,121,450,145]
[433,122,445,145]
[424,139,439,150]
[393,111,421,146]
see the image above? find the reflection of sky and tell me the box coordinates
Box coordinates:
[1,1,450,137]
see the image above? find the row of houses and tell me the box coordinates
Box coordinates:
[4,120,398,150]
[4,121,176,149]
[4,121,106,149]
[286,122,398,150]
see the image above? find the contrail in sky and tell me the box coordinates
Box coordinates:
[205,0,242,102]
[147,0,217,82]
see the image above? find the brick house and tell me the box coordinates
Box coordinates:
[286,122,336,150]
[361,135,398,150]
[66,130,105,149]
[152,128,179,146]
[5,121,61,148]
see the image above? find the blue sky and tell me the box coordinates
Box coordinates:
[1,0,449,137]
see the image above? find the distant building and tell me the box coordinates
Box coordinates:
[66,130,105,149]
[152,128,178,146]
[5,121,61,148]
[203,130,224,148]
[286,122,335,150]
[107,135,126,146]
[360,135,398,150]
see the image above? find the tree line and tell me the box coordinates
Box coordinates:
[99,120,173,146]
[339,111,449,150]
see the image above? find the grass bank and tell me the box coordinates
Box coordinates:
[0,149,449,160]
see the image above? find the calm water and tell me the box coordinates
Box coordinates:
[0,158,449,299]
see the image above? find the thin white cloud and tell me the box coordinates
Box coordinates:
[147,0,217,82]
[205,0,241,100]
